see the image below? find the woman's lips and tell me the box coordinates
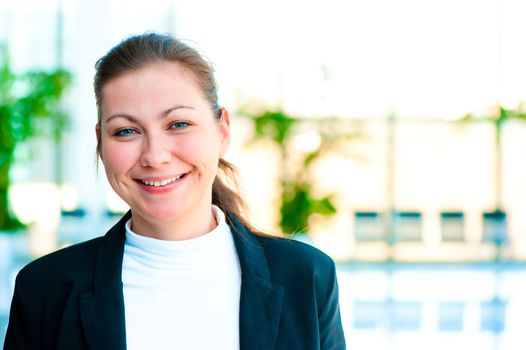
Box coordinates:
[140,173,185,187]
[135,172,190,193]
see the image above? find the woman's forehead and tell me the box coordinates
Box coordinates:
[100,62,208,118]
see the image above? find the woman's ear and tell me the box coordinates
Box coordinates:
[218,108,231,157]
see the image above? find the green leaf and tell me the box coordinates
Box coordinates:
[0,44,71,230]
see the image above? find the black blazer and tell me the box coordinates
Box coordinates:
[4,212,346,350]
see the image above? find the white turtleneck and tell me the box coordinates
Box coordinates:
[122,206,241,350]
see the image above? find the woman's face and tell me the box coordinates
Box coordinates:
[98,61,230,235]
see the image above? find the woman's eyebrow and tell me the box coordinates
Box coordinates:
[104,114,138,124]
[160,104,195,118]
[104,105,195,124]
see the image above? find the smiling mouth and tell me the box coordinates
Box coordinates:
[139,173,189,187]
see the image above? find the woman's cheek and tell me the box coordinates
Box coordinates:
[103,141,139,174]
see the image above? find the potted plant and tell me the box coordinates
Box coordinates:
[0,44,71,233]
[241,109,358,238]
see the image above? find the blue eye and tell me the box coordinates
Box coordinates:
[114,128,137,137]
[170,121,191,130]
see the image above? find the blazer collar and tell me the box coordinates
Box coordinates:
[79,212,130,350]
[79,211,284,350]
[228,213,284,350]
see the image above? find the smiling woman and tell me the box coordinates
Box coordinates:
[98,61,230,240]
[4,33,346,350]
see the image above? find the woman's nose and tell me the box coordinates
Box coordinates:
[140,136,172,168]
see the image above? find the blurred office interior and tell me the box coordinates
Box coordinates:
[1,0,526,349]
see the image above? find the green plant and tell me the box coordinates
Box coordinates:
[241,109,357,235]
[280,181,336,234]
[0,45,71,230]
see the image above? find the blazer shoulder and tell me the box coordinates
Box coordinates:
[255,234,336,277]
[257,234,334,262]
[16,236,104,288]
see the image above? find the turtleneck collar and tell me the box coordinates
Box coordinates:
[123,205,234,270]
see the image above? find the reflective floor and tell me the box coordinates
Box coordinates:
[338,263,526,350]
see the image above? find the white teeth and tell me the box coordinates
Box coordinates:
[141,174,184,187]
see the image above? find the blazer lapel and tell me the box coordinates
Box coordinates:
[229,215,284,350]
[79,213,129,350]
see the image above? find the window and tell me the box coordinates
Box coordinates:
[440,212,464,242]
[482,211,506,245]
[393,211,422,242]
[354,211,385,241]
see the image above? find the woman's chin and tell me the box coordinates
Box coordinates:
[146,208,185,223]
[129,204,182,223]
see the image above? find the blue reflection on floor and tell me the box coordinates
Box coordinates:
[438,302,464,331]
[337,263,526,350]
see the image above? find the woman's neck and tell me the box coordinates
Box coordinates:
[130,206,218,241]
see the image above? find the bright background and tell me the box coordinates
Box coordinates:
[1,0,526,349]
